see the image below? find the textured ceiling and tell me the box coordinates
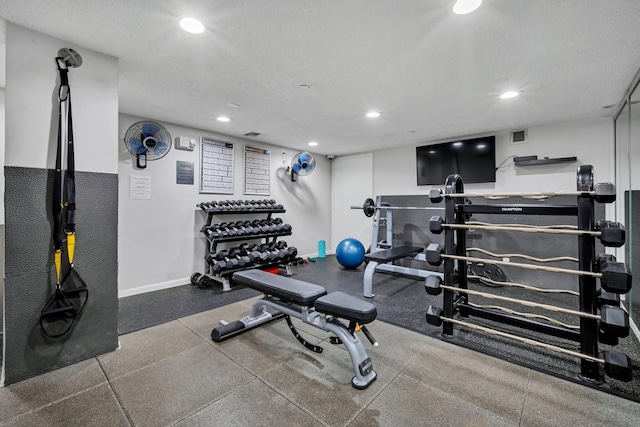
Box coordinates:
[1,1,640,156]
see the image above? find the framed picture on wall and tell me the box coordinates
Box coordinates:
[244,145,271,195]
[200,137,234,194]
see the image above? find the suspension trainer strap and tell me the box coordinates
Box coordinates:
[41,57,85,339]
[52,65,67,286]
[64,72,77,264]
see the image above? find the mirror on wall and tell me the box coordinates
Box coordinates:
[614,80,639,327]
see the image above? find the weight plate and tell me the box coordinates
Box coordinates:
[363,198,376,217]
[197,275,211,289]
[469,262,507,286]
[190,272,202,286]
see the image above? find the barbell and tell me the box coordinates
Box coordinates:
[429,216,626,247]
[428,182,616,203]
[425,306,632,382]
[351,197,444,217]
[424,276,629,337]
[425,243,632,294]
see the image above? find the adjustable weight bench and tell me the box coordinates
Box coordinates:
[364,245,444,297]
[211,269,379,389]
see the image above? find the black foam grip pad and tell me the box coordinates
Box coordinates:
[211,320,245,342]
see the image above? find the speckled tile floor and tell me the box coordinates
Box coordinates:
[2,297,639,426]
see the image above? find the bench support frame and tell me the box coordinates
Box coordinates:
[214,295,377,389]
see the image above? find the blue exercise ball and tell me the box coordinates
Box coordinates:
[336,238,366,269]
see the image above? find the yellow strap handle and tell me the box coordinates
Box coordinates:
[54,249,62,284]
[66,232,76,265]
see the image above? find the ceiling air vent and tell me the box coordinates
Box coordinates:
[243,132,261,137]
[510,129,527,144]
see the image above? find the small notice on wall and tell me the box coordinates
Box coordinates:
[130,175,151,200]
[244,146,271,195]
[200,138,234,194]
[176,161,194,185]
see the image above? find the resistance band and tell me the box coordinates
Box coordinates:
[40,50,88,338]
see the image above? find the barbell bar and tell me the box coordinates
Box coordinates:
[424,276,629,337]
[428,182,616,203]
[425,243,632,294]
[351,198,444,217]
[429,216,625,247]
[425,306,632,382]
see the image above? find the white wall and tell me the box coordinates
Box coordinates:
[326,117,615,253]
[1,87,5,223]
[5,24,118,173]
[118,113,332,296]
[372,117,614,197]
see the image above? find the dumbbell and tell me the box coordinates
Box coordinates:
[190,272,212,288]
[258,219,275,234]
[210,259,229,274]
[271,240,288,250]
[595,220,626,247]
[246,250,262,264]
[281,246,298,262]
[197,275,212,289]
[226,246,251,267]
[206,251,232,266]
[210,227,229,239]
[207,250,229,262]
[264,223,278,234]
[237,220,254,235]
[259,247,283,263]
[231,221,249,237]
[595,254,621,308]
[281,224,292,233]
[190,272,202,286]
[200,226,214,239]
[253,220,270,234]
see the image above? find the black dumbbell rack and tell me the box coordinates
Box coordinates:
[195,200,292,291]
[436,165,628,383]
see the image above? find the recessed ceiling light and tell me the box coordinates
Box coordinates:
[453,142,463,147]
[366,111,380,118]
[227,102,240,108]
[308,141,318,146]
[217,116,231,122]
[500,91,520,99]
[453,0,482,14]
[299,84,311,90]
[180,18,205,34]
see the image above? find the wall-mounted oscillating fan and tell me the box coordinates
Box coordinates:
[124,121,172,169]
[290,151,316,181]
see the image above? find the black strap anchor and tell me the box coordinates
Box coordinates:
[40,49,88,339]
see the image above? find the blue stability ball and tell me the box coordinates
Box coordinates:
[336,238,366,269]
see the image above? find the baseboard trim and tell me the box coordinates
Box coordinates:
[117,252,334,298]
[118,278,188,298]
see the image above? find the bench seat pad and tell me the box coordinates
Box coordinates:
[232,269,327,305]
[365,246,424,263]
[315,291,377,324]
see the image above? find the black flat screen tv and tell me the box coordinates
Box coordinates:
[416,136,496,185]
